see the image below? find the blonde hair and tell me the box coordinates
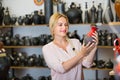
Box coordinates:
[49,12,69,37]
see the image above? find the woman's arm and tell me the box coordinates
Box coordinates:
[62,41,96,72]
[82,32,98,68]
[82,46,97,68]
[62,31,98,72]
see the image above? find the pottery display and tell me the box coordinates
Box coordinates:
[66,2,82,24]
[32,10,41,24]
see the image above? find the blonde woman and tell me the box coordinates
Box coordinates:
[42,12,98,80]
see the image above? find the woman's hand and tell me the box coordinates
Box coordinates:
[79,42,95,57]
[80,31,98,56]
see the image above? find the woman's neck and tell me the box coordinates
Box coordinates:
[53,37,67,44]
[53,37,68,51]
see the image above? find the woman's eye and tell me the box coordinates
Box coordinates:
[57,23,62,26]
[65,24,68,26]
[57,23,68,27]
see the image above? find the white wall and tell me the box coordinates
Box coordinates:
[2,0,108,17]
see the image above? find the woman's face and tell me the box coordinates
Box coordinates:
[53,17,68,38]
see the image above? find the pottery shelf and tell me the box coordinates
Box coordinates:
[10,66,49,69]
[10,66,112,70]
[98,46,114,48]
[0,22,120,28]
[4,46,43,48]
[0,24,48,28]
[4,45,114,49]
[83,68,112,70]
[0,23,117,80]
[108,22,120,25]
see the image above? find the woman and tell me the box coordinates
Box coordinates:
[42,12,98,80]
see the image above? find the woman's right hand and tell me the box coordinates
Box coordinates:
[80,41,96,57]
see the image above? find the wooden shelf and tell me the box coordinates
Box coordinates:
[4,45,114,48]
[4,46,43,48]
[0,24,48,28]
[10,66,48,69]
[0,23,114,28]
[83,67,112,70]
[1,22,120,28]
[109,22,120,25]
[10,66,112,70]
[98,46,114,48]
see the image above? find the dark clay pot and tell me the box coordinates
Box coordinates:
[24,14,32,25]
[105,59,113,69]
[3,7,11,25]
[18,16,24,25]
[0,2,4,25]
[21,74,34,80]
[9,75,20,80]
[66,2,81,24]
[84,2,90,23]
[97,60,105,68]
[90,1,97,23]
[97,3,103,23]
[38,76,48,80]
[83,25,97,45]
[40,9,45,24]
[32,10,41,24]
[11,15,17,25]
[31,37,39,45]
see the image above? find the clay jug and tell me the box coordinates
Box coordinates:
[90,1,97,23]
[0,2,4,25]
[3,7,11,25]
[84,25,97,45]
[77,4,83,23]
[97,3,103,23]
[24,14,32,25]
[66,2,81,24]
[39,9,45,24]
[84,2,90,23]
[32,10,41,25]
[11,14,17,25]
[18,16,24,25]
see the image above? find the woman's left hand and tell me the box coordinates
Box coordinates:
[92,31,98,46]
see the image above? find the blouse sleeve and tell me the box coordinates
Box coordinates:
[42,44,66,73]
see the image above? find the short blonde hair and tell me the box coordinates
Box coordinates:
[49,12,69,37]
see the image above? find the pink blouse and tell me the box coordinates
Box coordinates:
[42,39,93,80]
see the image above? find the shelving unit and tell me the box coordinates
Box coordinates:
[1,22,119,79]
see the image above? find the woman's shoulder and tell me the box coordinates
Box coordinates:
[42,42,53,49]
